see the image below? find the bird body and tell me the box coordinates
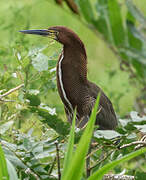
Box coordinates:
[20,26,117,130]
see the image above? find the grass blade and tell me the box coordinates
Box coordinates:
[0,144,9,180]
[62,94,100,180]
[88,147,146,180]
[61,110,76,179]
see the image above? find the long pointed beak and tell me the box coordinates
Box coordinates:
[19,29,51,36]
[19,29,58,40]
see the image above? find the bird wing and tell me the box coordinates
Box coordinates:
[79,82,117,130]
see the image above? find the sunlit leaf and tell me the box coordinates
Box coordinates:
[31,53,48,72]
[94,130,121,140]
[0,121,14,134]
[6,158,18,180]
[130,111,146,122]
[28,45,48,57]
[134,125,146,133]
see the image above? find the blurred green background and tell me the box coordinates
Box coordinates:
[0,0,145,117]
[0,1,146,179]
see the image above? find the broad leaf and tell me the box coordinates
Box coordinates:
[6,159,18,180]
[0,121,14,134]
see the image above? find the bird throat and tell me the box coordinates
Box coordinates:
[57,51,74,112]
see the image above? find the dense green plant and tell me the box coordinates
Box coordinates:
[1,93,146,179]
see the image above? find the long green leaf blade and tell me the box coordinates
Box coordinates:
[88,147,146,180]
[63,94,100,180]
[0,144,9,180]
[61,110,76,179]
[76,0,95,23]
[126,0,146,26]
[108,0,125,46]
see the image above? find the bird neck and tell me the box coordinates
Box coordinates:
[63,44,87,81]
[56,44,88,109]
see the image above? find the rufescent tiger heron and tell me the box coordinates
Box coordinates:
[20,26,117,130]
[20,26,118,177]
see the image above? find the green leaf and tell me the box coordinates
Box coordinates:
[119,47,146,65]
[135,171,146,180]
[48,60,57,68]
[0,144,9,180]
[94,130,121,140]
[134,125,146,133]
[126,0,146,26]
[126,11,144,78]
[28,45,48,57]
[88,148,146,180]
[0,121,14,134]
[127,20,146,43]
[31,106,70,136]
[130,111,146,122]
[108,0,125,46]
[26,93,41,106]
[76,0,95,23]
[94,0,113,43]
[31,53,48,72]
[62,94,100,180]
[6,159,18,180]
[61,110,76,179]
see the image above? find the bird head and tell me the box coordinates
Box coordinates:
[19,26,83,46]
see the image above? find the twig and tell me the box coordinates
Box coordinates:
[55,141,61,180]
[103,174,135,180]
[120,141,146,149]
[88,150,113,171]
[86,146,101,159]
[48,157,57,175]
[0,84,24,103]
[0,99,15,102]
[0,84,24,98]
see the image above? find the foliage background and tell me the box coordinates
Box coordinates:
[1,0,145,116]
[0,0,146,179]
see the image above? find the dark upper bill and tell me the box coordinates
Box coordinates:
[19,29,50,36]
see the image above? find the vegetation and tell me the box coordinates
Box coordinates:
[0,0,146,179]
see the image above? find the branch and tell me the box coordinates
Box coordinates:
[88,150,113,171]
[103,174,134,180]
[55,141,61,180]
[0,99,15,102]
[120,141,146,149]
[0,84,24,98]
